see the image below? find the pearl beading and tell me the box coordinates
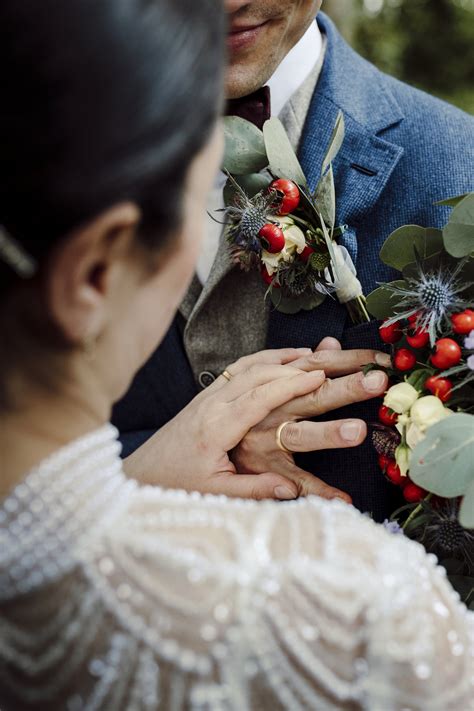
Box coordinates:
[0,425,473,710]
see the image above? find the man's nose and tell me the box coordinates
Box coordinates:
[225,0,252,14]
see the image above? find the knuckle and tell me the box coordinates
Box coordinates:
[283,422,302,448]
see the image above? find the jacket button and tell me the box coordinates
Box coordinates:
[198,371,216,389]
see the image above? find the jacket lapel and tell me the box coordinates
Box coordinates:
[267,12,405,349]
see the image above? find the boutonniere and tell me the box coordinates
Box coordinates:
[220,112,369,322]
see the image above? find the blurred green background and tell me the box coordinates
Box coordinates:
[323,0,474,114]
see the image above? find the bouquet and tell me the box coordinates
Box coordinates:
[366,192,474,608]
[221,112,369,322]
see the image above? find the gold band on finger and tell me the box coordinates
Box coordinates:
[221,369,232,382]
[276,421,293,454]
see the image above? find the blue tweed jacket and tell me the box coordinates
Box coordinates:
[112,13,474,522]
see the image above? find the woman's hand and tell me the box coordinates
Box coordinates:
[123,347,337,500]
[123,344,389,502]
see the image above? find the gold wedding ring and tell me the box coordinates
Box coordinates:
[221,369,232,381]
[276,421,293,454]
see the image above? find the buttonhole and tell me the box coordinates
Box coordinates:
[350,163,378,177]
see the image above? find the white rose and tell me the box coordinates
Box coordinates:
[261,217,306,275]
[384,382,419,414]
[410,395,452,431]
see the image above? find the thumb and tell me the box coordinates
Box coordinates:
[315,337,342,351]
[209,472,299,501]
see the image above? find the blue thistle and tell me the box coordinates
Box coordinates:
[384,256,472,345]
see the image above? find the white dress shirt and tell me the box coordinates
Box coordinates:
[196,21,323,285]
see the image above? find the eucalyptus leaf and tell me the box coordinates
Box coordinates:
[435,194,470,208]
[380,226,444,271]
[222,117,268,175]
[409,414,474,498]
[459,478,474,529]
[313,165,336,229]
[270,289,325,314]
[322,111,345,175]
[443,193,474,258]
[263,118,308,187]
[223,173,271,206]
[366,280,408,320]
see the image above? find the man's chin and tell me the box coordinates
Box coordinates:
[225,64,272,100]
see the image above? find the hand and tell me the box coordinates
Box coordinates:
[124,347,334,500]
[230,337,390,503]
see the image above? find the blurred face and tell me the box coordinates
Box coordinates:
[225,0,322,98]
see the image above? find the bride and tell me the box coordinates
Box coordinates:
[0,0,472,709]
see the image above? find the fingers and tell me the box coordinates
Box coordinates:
[231,370,326,434]
[208,472,299,501]
[275,461,352,503]
[289,349,391,377]
[278,418,367,453]
[284,369,388,419]
[208,348,312,393]
[219,363,323,402]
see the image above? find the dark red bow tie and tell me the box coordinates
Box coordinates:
[225,86,271,130]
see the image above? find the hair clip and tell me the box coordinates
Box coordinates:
[0,225,37,278]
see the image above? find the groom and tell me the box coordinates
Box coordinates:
[113,1,474,521]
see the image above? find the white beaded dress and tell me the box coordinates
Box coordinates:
[0,425,473,710]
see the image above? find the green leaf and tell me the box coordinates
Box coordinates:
[270,289,325,314]
[222,117,268,175]
[443,193,474,258]
[460,478,474,529]
[410,414,474,498]
[435,194,470,207]
[366,280,408,320]
[313,165,336,229]
[380,226,444,271]
[263,118,308,188]
[447,575,474,606]
[322,111,345,175]
[223,173,271,206]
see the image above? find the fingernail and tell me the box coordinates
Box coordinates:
[274,486,297,500]
[375,353,392,367]
[363,370,386,391]
[340,421,363,442]
[297,347,312,354]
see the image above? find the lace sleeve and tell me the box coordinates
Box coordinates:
[84,489,473,710]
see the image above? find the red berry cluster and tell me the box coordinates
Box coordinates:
[377,454,426,503]
[260,179,306,284]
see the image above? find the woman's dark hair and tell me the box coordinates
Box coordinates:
[0,0,224,291]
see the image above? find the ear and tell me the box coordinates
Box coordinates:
[46,202,141,344]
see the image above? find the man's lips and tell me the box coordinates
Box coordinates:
[227,21,269,52]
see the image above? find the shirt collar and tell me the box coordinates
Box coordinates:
[267,19,322,118]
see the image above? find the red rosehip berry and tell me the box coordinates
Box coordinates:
[451,309,474,335]
[300,245,315,262]
[430,338,462,369]
[406,328,430,349]
[259,223,285,253]
[378,405,398,426]
[379,320,403,344]
[393,348,417,371]
[261,264,280,287]
[403,483,426,503]
[378,454,391,471]
[424,375,453,403]
[407,313,419,325]
[270,179,300,215]
[386,461,404,486]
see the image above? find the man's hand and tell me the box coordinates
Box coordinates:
[230,338,390,504]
